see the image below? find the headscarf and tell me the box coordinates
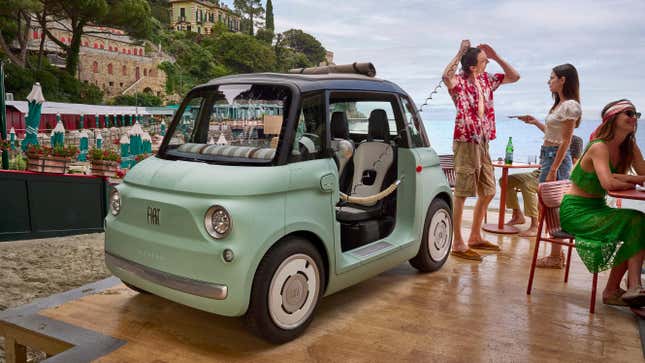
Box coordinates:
[589,100,635,141]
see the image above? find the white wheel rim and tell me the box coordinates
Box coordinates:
[268,253,320,330]
[428,208,452,261]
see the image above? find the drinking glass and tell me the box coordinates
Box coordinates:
[527,155,537,165]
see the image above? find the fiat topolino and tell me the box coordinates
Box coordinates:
[105,64,453,343]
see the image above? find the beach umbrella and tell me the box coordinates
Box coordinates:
[78,129,89,161]
[119,134,130,169]
[160,120,166,136]
[21,82,45,151]
[51,114,65,148]
[142,132,152,154]
[96,132,103,149]
[9,127,16,150]
[128,122,144,163]
[104,114,109,128]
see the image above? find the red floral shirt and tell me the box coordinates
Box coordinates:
[449,72,505,143]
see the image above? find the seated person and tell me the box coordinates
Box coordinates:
[501,135,583,238]
[559,99,645,308]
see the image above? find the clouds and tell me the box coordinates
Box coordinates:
[271,0,645,118]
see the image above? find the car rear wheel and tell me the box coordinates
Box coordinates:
[409,198,452,272]
[246,236,325,344]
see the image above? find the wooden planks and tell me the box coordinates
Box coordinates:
[1,208,643,362]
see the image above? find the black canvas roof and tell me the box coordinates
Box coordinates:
[198,72,407,94]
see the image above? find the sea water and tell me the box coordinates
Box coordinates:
[423,115,645,212]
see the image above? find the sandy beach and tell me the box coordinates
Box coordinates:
[0,233,109,362]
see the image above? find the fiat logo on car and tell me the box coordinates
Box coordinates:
[147,207,160,225]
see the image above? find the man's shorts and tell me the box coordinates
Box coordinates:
[453,141,496,197]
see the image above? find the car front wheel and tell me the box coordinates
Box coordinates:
[246,236,325,344]
[409,198,452,272]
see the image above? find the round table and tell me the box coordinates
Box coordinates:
[483,161,541,234]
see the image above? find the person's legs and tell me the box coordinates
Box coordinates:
[604,260,628,299]
[518,170,539,237]
[468,141,498,249]
[452,196,468,252]
[451,142,481,260]
[626,250,645,289]
[502,174,525,225]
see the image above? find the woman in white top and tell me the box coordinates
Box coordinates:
[517,63,582,268]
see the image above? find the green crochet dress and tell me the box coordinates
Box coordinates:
[560,140,645,273]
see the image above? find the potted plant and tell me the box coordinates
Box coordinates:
[26,144,78,174]
[89,148,121,177]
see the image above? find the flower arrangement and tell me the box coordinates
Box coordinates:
[26,144,79,159]
[88,148,120,178]
[25,144,77,174]
[0,139,11,151]
[88,148,121,162]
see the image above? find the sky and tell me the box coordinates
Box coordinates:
[267,0,645,122]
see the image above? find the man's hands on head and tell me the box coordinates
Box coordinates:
[477,43,499,61]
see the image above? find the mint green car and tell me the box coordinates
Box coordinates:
[105,69,453,343]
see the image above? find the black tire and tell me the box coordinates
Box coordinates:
[409,198,453,272]
[123,281,150,294]
[245,236,326,344]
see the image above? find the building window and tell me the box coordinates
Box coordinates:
[100,43,104,49]
[120,82,123,87]
[143,69,147,76]
[33,31,39,39]
[139,49,143,56]
[122,65,127,75]
[127,49,131,55]
[109,81,114,87]
[198,27,201,34]
[122,48,126,53]
[187,24,191,32]
[61,37,66,43]
[109,46,112,51]
[108,63,113,74]
[93,61,99,73]
[135,67,140,80]
[94,42,98,48]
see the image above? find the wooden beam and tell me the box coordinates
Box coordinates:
[4,336,27,363]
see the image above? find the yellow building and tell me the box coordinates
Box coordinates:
[169,0,241,34]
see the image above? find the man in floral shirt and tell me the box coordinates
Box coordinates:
[443,40,520,261]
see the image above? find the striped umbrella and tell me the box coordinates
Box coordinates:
[21,82,45,151]
[119,134,130,169]
[78,129,89,161]
[51,114,65,148]
[96,132,103,149]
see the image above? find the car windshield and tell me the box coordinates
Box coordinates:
[161,84,291,164]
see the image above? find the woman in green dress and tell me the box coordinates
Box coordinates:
[560,99,645,307]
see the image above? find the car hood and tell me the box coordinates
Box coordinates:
[123,156,290,196]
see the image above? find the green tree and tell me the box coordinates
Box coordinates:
[0,0,42,68]
[111,92,162,107]
[42,0,153,76]
[280,29,326,66]
[265,0,274,32]
[208,32,275,73]
[234,0,264,36]
[255,27,273,44]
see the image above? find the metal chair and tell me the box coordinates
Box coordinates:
[526,180,599,313]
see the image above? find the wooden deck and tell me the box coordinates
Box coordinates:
[1,209,643,362]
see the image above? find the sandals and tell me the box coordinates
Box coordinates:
[603,288,628,307]
[622,287,645,307]
[536,251,565,269]
[451,249,483,261]
[469,240,501,251]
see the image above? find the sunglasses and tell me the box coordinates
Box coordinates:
[623,110,641,119]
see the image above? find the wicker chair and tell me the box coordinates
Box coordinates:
[526,180,599,313]
[439,154,487,223]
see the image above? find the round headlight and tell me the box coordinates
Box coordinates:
[204,205,231,239]
[110,189,121,216]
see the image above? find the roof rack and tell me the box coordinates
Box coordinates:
[288,62,376,78]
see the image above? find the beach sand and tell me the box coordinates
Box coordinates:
[0,233,110,363]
